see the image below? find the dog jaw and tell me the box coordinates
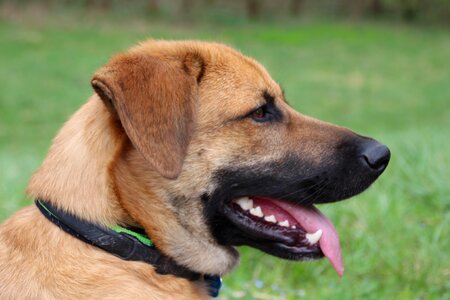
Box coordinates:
[164,233,239,275]
[111,145,240,275]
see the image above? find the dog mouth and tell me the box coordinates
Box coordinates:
[223,196,344,276]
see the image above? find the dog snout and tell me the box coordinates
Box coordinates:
[358,139,390,173]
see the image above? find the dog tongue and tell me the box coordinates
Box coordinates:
[270,199,344,277]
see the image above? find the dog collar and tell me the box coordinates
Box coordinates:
[35,199,222,297]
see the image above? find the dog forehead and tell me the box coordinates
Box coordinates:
[133,40,277,84]
[131,40,282,116]
[200,48,282,118]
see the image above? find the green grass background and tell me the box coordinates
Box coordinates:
[0,9,449,300]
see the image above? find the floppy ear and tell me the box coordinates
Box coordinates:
[91,53,200,179]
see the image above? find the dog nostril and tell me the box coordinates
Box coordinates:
[361,142,391,171]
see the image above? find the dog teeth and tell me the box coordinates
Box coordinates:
[306,229,323,245]
[235,197,253,211]
[249,206,263,218]
[278,220,289,227]
[291,225,296,229]
[234,199,296,229]
[264,215,277,223]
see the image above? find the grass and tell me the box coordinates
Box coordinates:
[1,10,449,299]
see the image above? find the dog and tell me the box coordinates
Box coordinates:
[0,40,390,299]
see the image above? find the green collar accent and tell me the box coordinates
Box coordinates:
[111,226,153,247]
[36,199,153,247]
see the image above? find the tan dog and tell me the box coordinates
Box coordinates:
[0,40,390,299]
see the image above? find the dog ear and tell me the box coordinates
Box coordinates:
[91,53,202,179]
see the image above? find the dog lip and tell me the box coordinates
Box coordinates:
[224,196,344,277]
[223,204,302,245]
[222,201,324,258]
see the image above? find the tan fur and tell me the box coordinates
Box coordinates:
[0,40,351,299]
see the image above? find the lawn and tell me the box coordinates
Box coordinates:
[0,10,449,299]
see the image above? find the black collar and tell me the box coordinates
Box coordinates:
[35,199,222,297]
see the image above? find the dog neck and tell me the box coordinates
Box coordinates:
[27,96,131,225]
[34,199,222,297]
[27,95,239,276]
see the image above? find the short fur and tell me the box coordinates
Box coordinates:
[0,40,387,299]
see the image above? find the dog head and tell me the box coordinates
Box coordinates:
[91,40,390,276]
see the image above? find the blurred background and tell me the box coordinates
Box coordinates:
[0,0,449,299]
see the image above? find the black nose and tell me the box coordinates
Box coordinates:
[360,140,391,171]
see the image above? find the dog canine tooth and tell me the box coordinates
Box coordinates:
[249,206,263,218]
[291,225,296,229]
[235,197,253,211]
[306,229,323,245]
[264,215,277,223]
[278,220,289,227]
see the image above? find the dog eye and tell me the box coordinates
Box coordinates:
[251,106,271,122]
[253,107,265,119]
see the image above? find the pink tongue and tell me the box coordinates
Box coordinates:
[256,198,344,277]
